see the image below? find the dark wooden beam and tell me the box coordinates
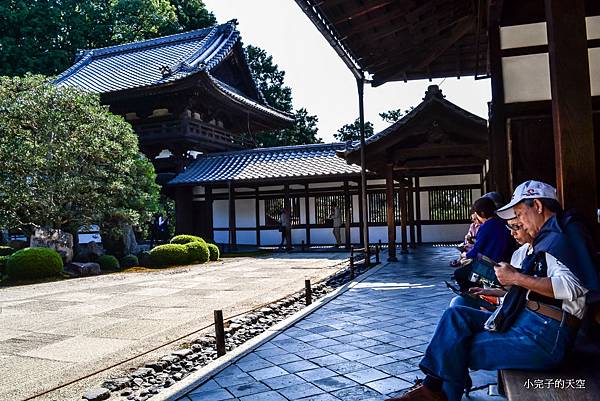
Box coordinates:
[408,180,416,249]
[206,186,214,242]
[284,184,292,250]
[305,184,311,246]
[357,179,365,247]
[228,182,237,249]
[175,187,194,235]
[399,178,409,254]
[545,0,597,225]
[488,0,510,198]
[385,164,398,261]
[344,181,352,249]
[415,177,422,243]
[255,187,260,247]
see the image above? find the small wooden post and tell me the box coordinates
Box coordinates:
[301,240,305,252]
[350,245,354,259]
[364,247,370,268]
[214,310,226,357]
[305,279,312,305]
[350,256,355,279]
[375,244,380,264]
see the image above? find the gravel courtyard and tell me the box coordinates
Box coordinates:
[0,252,347,401]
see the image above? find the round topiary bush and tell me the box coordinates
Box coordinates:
[0,246,15,256]
[6,247,63,280]
[170,235,205,245]
[98,255,120,271]
[185,241,209,264]
[207,243,220,261]
[149,244,189,268]
[120,254,139,269]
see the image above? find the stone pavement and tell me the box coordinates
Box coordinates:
[179,246,500,401]
[0,253,347,401]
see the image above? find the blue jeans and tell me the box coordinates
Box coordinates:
[419,305,576,401]
[449,295,485,309]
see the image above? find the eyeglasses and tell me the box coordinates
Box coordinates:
[505,223,523,232]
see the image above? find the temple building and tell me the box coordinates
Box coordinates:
[55,20,293,182]
[168,85,489,252]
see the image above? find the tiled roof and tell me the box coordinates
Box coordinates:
[54,21,292,123]
[169,143,363,185]
[343,85,487,155]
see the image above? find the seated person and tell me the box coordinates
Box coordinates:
[450,212,479,267]
[463,196,514,262]
[387,180,598,401]
[449,217,533,309]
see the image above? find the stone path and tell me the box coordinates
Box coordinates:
[179,247,500,401]
[0,253,347,401]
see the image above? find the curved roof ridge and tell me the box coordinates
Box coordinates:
[195,142,346,159]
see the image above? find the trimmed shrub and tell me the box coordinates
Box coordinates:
[120,254,139,269]
[149,244,189,268]
[170,235,205,245]
[185,241,209,263]
[0,246,15,256]
[138,251,151,267]
[98,255,120,271]
[6,247,63,280]
[207,243,220,261]
[0,255,8,275]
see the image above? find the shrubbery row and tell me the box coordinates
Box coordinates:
[147,235,219,268]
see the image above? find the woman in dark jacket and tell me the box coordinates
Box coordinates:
[464,196,514,262]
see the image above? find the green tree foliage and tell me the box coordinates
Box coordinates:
[379,106,415,124]
[334,118,375,142]
[245,45,321,147]
[258,108,322,148]
[0,0,216,76]
[0,75,160,237]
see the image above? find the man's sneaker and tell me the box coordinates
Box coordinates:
[385,379,448,401]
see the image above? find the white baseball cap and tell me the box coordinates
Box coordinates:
[496,180,559,220]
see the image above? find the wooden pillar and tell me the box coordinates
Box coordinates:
[399,179,409,254]
[408,179,416,249]
[385,164,397,261]
[304,184,311,247]
[357,76,370,248]
[357,180,365,247]
[545,0,597,225]
[284,184,292,250]
[175,187,194,235]
[343,181,352,249]
[488,0,510,198]
[415,177,422,244]
[255,187,261,247]
[206,186,214,242]
[228,182,236,250]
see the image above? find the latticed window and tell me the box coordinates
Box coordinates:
[368,192,402,223]
[264,197,300,226]
[428,188,473,221]
[315,195,350,224]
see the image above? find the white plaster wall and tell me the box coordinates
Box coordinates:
[213,200,229,228]
[212,188,229,194]
[472,189,482,201]
[420,191,430,220]
[308,182,344,189]
[259,185,284,191]
[588,16,600,39]
[350,227,360,244]
[500,22,547,49]
[420,174,480,186]
[590,47,600,96]
[421,224,470,243]
[502,53,551,103]
[259,200,266,225]
[214,230,228,244]
[300,197,306,224]
[237,231,257,245]
[261,229,281,246]
[235,199,255,228]
[352,194,360,222]
[292,229,307,244]
[311,228,338,244]
[193,186,205,195]
[309,197,316,224]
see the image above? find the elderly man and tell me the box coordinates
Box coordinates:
[387,180,599,401]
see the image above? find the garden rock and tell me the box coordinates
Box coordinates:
[31,227,74,263]
[64,262,101,277]
[82,387,110,401]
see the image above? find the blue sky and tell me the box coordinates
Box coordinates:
[204,0,492,142]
